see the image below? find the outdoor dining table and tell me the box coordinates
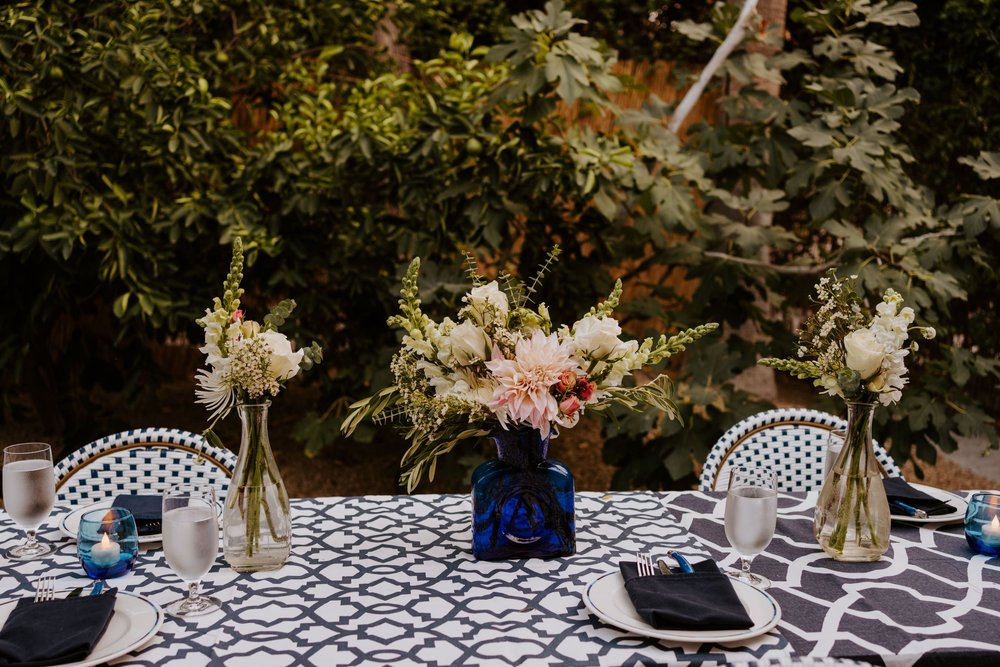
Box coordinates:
[2,489,998,666]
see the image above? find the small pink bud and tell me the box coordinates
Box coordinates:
[560,395,581,416]
[576,380,595,401]
[231,309,244,323]
[555,370,578,393]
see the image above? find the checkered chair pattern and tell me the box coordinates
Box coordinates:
[699,408,902,493]
[54,427,237,505]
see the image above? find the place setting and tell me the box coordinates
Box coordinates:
[0,440,225,666]
[883,477,969,524]
[582,465,782,645]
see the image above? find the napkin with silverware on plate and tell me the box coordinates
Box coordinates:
[883,477,956,518]
[0,587,116,666]
[619,555,754,630]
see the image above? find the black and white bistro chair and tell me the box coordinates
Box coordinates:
[54,427,237,505]
[699,408,902,493]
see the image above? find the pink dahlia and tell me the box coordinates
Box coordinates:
[486,330,580,437]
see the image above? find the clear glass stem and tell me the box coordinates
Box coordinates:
[24,529,38,547]
[741,556,751,573]
[188,581,200,602]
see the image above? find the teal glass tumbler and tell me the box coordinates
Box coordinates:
[78,507,140,578]
[965,493,1000,557]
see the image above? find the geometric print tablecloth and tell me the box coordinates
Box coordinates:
[671,491,1000,667]
[0,490,996,666]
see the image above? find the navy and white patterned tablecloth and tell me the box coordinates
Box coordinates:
[673,491,1000,667]
[0,490,997,666]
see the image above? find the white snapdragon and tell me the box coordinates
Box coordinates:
[819,374,844,398]
[199,307,230,357]
[602,339,641,387]
[402,326,436,359]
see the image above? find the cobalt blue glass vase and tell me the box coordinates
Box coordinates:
[471,427,575,560]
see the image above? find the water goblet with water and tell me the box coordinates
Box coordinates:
[162,484,222,617]
[3,442,56,560]
[724,466,778,589]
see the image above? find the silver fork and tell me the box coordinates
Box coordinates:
[33,574,55,603]
[635,551,656,577]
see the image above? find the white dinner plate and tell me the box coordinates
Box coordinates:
[582,570,781,644]
[891,483,969,524]
[59,498,222,544]
[0,590,163,667]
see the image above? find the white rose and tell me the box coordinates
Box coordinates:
[843,329,884,379]
[572,315,624,359]
[257,330,304,381]
[448,321,489,365]
[463,282,509,326]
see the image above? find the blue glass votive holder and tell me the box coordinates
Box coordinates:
[965,493,1000,557]
[78,507,140,578]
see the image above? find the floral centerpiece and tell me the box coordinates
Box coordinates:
[196,239,322,571]
[760,272,935,560]
[343,248,716,559]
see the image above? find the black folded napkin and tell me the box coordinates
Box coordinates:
[112,494,162,535]
[883,477,956,517]
[0,590,117,666]
[619,560,754,631]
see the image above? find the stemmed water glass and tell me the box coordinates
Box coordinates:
[723,466,778,590]
[162,484,222,617]
[3,442,56,560]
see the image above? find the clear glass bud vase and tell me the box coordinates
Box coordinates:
[223,402,292,572]
[814,401,891,561]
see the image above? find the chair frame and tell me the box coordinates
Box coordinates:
[701,408,900,493]
[55,427,236,501]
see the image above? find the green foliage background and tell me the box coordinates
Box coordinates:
[1,0,998,488]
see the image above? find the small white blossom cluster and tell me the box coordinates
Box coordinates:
[228,337,282,400]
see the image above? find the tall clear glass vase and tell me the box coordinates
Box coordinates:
[814,401,891,561]
[223,402,292,572]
